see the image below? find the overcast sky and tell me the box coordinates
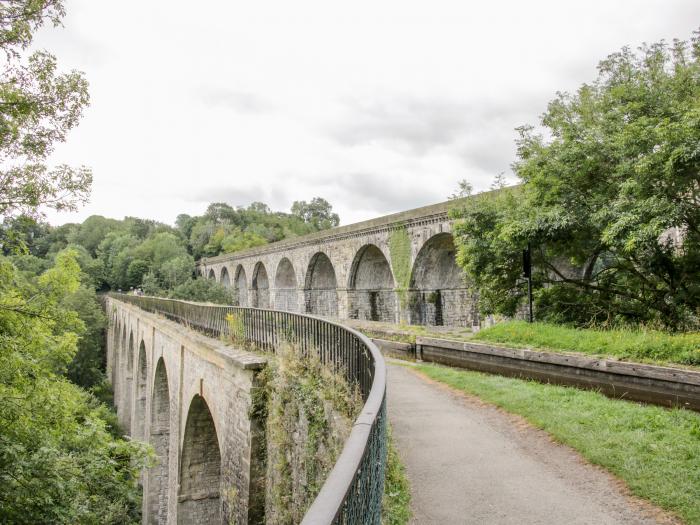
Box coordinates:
[36,0,700,226]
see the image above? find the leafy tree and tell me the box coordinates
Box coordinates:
[67,215,121,255]
[291,197,340,229]
[0,250,148,523]
[453,33,700,329]
[168,276,235,304]
[126,259,149,288]
[0,0,91,222]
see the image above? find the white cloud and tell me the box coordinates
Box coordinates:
[34,0,700,226]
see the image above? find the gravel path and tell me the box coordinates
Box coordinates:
[387,363,676,525]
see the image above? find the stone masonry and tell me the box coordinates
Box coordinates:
[198,198,479,328]
[105,297,267,524]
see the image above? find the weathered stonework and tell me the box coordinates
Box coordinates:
[106,297,267,524]
[198,198,479,328]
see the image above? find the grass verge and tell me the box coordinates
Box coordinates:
[382,426,412,525]
[474,321,700,368]
[415,362,700,524]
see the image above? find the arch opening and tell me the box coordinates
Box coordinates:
[409,233,473,327]
[252,262,270,309]
[147,359,170,524]
[220,266,230,288]
[304,252,338,317]
[178,395,221,524]
[207,268,216,280]
[122,330,134,432]
[233,265,248,307]
[274,258,297,312]
[348,244,396,323]
[133,341,148,441]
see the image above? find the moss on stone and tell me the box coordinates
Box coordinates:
[389,226,412,308]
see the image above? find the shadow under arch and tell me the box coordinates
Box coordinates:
[409,232,471,327]
[274,257,298,312]
[133,340,148,441]
[147,358,171,524]
[220,266,230,288]
[252,261,270,309]
[178,394,221,523]
[233,265,248,307]
[304,252,338,317]
[348,244,396,322]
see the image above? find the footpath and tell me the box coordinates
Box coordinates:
[387,363,675,525]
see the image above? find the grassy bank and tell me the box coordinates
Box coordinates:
[474,321,700,368]
[382,427,412,525]
[415,362,700,524]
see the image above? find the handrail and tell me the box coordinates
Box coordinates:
[109,293,387,524]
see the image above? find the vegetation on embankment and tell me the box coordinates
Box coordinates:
[474,321,700,368]
[382,427,412,525]
[252,344,362,524]
[416,362,700,524]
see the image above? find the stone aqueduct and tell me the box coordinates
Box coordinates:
[106,297,267,524]
[198,199,478,328]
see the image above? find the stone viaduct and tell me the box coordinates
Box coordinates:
[105,296,267,524]
[197,198,479,328]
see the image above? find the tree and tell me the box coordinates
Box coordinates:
[0,250,148,523]
[0,1,92,222]
[291,197,340,230]
[452,33,700,329]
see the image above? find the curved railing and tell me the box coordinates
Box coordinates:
[110,293,387,524]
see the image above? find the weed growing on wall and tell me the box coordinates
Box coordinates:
[226,312,245,345]
[389,226,412,308]
[263,344,362,525]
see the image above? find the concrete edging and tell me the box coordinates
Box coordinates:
[378,335,700,411]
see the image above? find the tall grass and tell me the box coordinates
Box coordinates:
[416,362,700,524]
[474,321,700,367]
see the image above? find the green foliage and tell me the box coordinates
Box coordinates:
[388,226,411,307]
[417,363,700,524]
[474,321,700,367]
[168,276,235,304]
[0,0,92,222]
[0,251,149,524]
[63,284,107,389]
[291,197,340,230]
[452,32,700,329]
[264,344,361,524]
[382,427,412,525]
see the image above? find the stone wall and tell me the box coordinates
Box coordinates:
[106,297,268,524]
[198,198,480,329]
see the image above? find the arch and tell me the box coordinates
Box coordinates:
[208,268,216,280]
[133,340,148,441]
[348,244,396,322]
[274,257,298,312]
[178,395,221,523]
[304,252,338,317]
[234,265,248,307]
[147,358,171,524]
[122,330,135,432]
[113,322,121,410]
[252,262,270,309]
[409,232,470,326]
[220,266,230,288]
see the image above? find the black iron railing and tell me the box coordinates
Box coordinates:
[110,293,387,524]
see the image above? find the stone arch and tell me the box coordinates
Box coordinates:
[123,330,135,432]
[234,265,248,307]
[348,244,397,322]
[208,268,216,280]
[274,257,298,312]
[178,395,221,523]
[147,358,171,524]
[251,262,270,309]
[409,232,471,326]
[133,340,148,441]
[304,252,338,317]
[220,266,230,287]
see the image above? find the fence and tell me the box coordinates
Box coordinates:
[111,293,387,524]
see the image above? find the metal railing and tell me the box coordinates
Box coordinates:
[110,293,387,525]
